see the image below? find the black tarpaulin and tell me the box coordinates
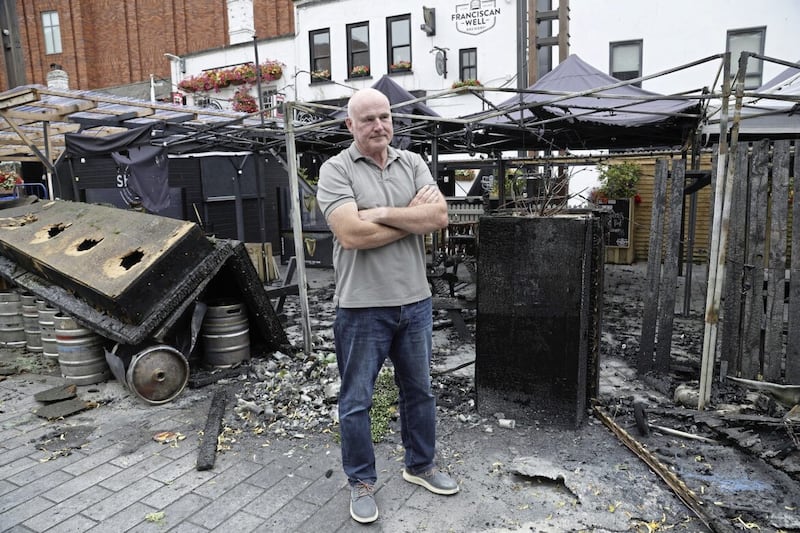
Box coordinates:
[471,54,702,150]
[64,125,170,213]
[110,145,170,213]
[65,124,154,155]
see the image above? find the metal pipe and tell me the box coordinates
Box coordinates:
[699,52,749,409]
[284,101,312,354]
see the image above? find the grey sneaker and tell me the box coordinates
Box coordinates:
[350,481,379,523]
[402,467,459,495]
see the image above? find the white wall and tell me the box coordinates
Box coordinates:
[291,0,520,117]
[568,0,798,95]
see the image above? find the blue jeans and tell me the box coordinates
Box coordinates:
[334,298,436,485]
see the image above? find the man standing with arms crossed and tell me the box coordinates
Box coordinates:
[317,88,459,524]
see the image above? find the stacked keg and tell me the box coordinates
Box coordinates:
[54,313,110,385]
[0,290,25,348]
[20,294,43,354]
[37,301,60,361]
[201,300,251,368]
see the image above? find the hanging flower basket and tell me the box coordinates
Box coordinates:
[0,162,21,195]
[178,60,284,93]
[231,90,257,113]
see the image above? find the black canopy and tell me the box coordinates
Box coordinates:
[465,54,703,152]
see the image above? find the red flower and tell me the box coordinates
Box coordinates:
[634,194,642,204]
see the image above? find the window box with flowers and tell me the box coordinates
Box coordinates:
[310,69,331,83]
[349,65,370,78]
[177,60,284,93]
[452,79,482,89]
[390,60,411,73]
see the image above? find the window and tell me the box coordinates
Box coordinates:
[347,22,370,78]
[387,15,411,71]
[42,11,62,55]
[609,40,642,86]
[727,27,766,89]
[309,29,331,82]
[459,48,477,81]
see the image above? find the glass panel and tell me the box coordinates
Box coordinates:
[312,32,330,57]
[42,11,62,55]
[611,44,639,72]
[727,29,764,89]
[390,18,410,47]
[351,26,368,52]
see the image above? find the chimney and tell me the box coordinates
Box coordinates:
[227,0,255,45]
[46,63,68,89]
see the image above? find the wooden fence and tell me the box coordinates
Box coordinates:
[637,144,798,385]
[719,139,799,383]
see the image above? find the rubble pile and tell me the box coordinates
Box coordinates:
[225,283,481,440]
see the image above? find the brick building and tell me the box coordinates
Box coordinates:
[0,0,294,93]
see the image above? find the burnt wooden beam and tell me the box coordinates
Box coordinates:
[196,387,228,471]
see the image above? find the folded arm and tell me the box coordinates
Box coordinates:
[327,185,449,250]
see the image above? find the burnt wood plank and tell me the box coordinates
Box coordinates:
[787,140,800,384]
[655,160,685,372]
[720,143,750,376]
[742,140,770,378]
[764,140,790,380]
[638,159,669,374]
[196,387,228,471]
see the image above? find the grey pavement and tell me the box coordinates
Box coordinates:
[0,264,709,533]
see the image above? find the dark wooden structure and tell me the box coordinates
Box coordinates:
[719,139,799,384]
[475,214,604,427]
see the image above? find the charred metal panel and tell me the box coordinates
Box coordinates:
[0,201,290,352]
[476,214,603,427]
[0,200,213,325]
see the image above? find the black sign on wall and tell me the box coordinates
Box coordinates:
[603,198,632,248]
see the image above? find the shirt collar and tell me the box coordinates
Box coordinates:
[347,142,399,164]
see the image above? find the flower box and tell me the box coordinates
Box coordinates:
[350,65,370,78]
[390,61,412,72]
[310,70,331,82]
[178,60,283,94]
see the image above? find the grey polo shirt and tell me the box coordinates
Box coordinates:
[316,143,435,308]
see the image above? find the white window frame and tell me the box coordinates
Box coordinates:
[42,11,62,55]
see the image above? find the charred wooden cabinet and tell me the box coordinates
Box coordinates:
[476,214,604,427]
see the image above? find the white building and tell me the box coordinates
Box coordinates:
[172,0,797,114]
[168,0,797,199]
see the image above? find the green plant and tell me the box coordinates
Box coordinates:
[311,69,330,81]
[350,65,370,77]
[369,368,398,443]
[177,60,283,93]
[454,169,474,181]
[390,60,411,71]
[0,162,21,190]
[596,162,641,199]
[231,89,257,113]
[452,78,482,89]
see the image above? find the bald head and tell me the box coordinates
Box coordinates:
[345,88,394,161]
[347,88,391,119]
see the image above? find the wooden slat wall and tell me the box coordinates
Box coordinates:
[717,139,798,383]
[605,154,715,264]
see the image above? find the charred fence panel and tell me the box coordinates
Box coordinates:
[719,139,798,383]
[475,214,603,427]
